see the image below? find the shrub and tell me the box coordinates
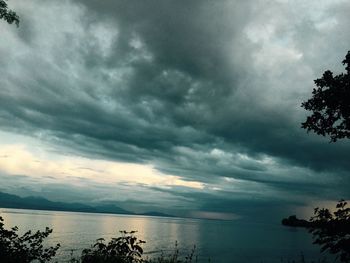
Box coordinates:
[0,216,60,263]
[80,231,146,263]
[74,234,199,263]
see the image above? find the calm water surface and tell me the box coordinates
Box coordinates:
[0,208,328,262]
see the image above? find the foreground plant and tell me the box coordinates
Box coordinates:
[0,0,19,26]
[0,216,60,263]
[79,231,146,263]
[301,50,350,142]
[309,200,350,263]
[71,234,199,263]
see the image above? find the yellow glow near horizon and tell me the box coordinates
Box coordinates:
[0,144,204,190]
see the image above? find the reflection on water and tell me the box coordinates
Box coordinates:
[0,208,325,263]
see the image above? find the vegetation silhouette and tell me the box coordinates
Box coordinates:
[0,219,199,263]
[0,0,19,26]
[301,50,350,141]
[308,200,350,263]
[0,216,60,263]
[299,50,350,262]
[69,233,199,263]
[76,231,146,263]
[282,201,350,263]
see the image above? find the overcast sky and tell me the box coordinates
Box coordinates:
[0,0,349,220]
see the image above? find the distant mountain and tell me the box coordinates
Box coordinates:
[0,191,174,218]
[0,191,134,215]
[93,204,132,215]
[0,191,96,213]
[140,211,175,218]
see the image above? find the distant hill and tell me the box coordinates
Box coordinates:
[0,191,97,213]
[0,191,173,218]
[140,211,175,218]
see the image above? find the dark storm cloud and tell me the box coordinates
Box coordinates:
[1,0,350,214]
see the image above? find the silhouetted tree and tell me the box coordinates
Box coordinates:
[0,0,19,26]
[300,51,350,262]
[309,200,350,263]
[301,51,350,142]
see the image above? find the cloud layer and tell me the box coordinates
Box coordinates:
[0,0,349,219]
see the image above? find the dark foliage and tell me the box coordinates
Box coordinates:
[0,0,19,26]
[309,200,350,262]
[73,234,198,263]
[301,51,350,141]
[80,231,146,263]
[0,216,60,263]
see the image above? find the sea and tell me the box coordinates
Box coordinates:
[0,208,331,263]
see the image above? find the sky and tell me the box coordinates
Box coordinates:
[0,0,349,221]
